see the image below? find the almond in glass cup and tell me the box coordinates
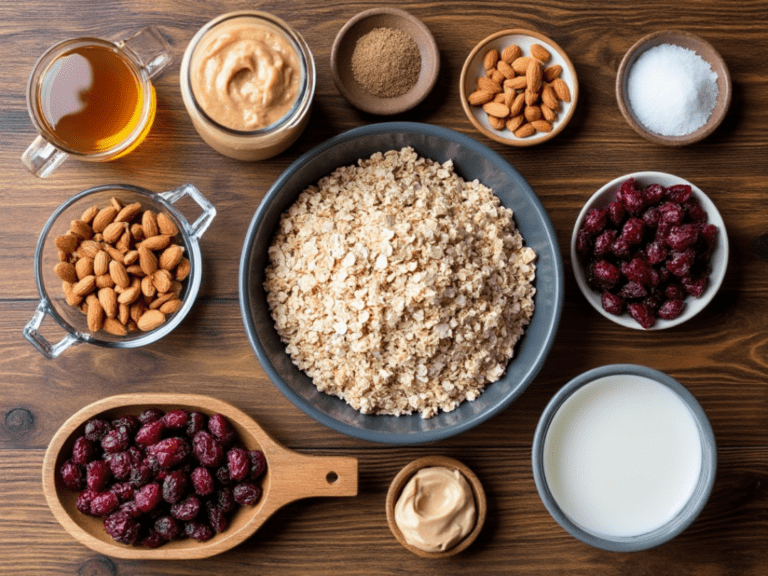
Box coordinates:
[22,27,172,178]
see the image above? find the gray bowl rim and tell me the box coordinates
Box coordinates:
[531,363,717,552]
[238,121,564,444]
[33,183,204,349]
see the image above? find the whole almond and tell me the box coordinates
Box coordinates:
[102,221,126,244]
[54,262,78,284]
[55,234,79,254]
[126,264,146,277]
[157,213,179,236]
[169,281,183,296]
[141,275,157,299]
[511,56,532,75]
[130,302,146,325]
[501,44,522,64]
[63,281,83,306]
[73,275,96,298]
[503,88,516,107]
[544,64,563,82]
[115,202,142,223]
[488,115,506,130]
[524,105,542,122]
[86,294,104,333]
[490,69,505,85]
[123,250,139,266]
[541,84,560,110]
[75,256,94,280]
[514,122,536,138]
[109,260,130,289]
[78,240,100,259]
[70,220,93,239]
[482,102,510,118]
[531,119,554,132]
[509,92,526,117]
[504,76,527,91]
[159,245,184,270]
[130,224,145,242]
[140,234,172,251]
[142,210,159,238]
[58,250,68,262]
[149,292,175,310]
[119,303,130,325]
[117,281,141,305]
[525,87,540,106]
[98,287,118,319]
[493,92,506,104]
[159,298,183,315]
[477,76,502,94]
[138,245,158,275]
[96,273,115,289]
[103,244,125,264]
[541,104,557,123]
[175,258,191,281]
[81,204,99,224]
[93,250,111,276]
[496,60,515,79]
[110,197,122,211]
[137,309,166,332]
[115,230,131,254]
[551,78,571,102]
[152,269,173,293]
[468,89,494,106]
[103,317,128,336]
[530,43,551,62]
[92,206,118,233]
[506,114,525,132]
[483,48,500,70]
[526,59,543,93]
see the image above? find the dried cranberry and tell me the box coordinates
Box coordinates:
[666,224,699,251]
[642,206,661,229]
[658,299,685,320]
[206,502,229,533]
[667,249,695,277]
[190,467,215,496]
[610,235,631,259]
[248,450,267,480]
[84,419,112,442]
[127,446,145,467]
[110,482,136,502]
[141,530,165,548]
[184,521,214,542]
[622,217,645,245]
[119,500,143,519]
[619,280,648,299]
[138,408,165,424]
[227,448,250,482]
[135,482,162,513]
[601,292,625,315]
[129,463,154,489]
[135,421,166,446]
[87,460,112,492]
[193,431,225,467]
[163,471,188,504]
[621,257,653,286]
[60,460,85,491]
[111,415,140,436]
[234,482,262,506]
[171,495,201,521]
[104,510,141,545]
[684,198,708,222]
[666,184,692,203]
[101,428,130,453]
[154,515,180,541]
[697,224,718,249]
[107,452,132,480]
[90,491,120,517]
[216,465,233,486]
[162,409,189,430]
[620,185,644,215]
[575,229,592,257]
[665,283,685,300]
[582,208,608,235]
[76,489,98,515]
[186,412,207,438]
[642,183,664,205]
[208,414,235,445]
[147,437,191,469]
[682,276,708,297]
[628,302,655,329]
[216,488,236,513]
[607,201,625,226]
[659,202,684,225]
[593,230,617,257]
[71,437,96,465]
[646,240,668,265]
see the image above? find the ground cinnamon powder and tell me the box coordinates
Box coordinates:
[351,27,421,98]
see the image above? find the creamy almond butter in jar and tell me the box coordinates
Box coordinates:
[180,12,315,161]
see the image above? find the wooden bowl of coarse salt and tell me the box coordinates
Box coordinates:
[616,29,732,146]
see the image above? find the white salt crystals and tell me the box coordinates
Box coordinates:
[627,43,719,136]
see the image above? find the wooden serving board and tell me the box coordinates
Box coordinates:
[41,393,358,560]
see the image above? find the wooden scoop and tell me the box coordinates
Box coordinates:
[42,393,358,559]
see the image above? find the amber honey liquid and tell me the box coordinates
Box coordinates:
[36,43,153,155]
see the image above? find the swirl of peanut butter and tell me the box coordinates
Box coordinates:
[394,466,476,553]
[191,19,301,131]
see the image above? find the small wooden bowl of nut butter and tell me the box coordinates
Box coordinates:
[386,456,487,558]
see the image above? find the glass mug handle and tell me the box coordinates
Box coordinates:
[21,26,172,178]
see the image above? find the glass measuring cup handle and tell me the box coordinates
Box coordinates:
[118,26,173,80]
[23,301,81,359]
[21,136,69,179]
[159,184,217,240]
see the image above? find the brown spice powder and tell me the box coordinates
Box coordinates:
[351,27,421,98]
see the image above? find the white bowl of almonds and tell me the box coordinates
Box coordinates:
[460,29,578,146]
[24,184,216,358]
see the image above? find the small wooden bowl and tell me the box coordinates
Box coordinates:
[331,7,440,115]
[616,30,732,146]
[385,456,486,558]
[460,29,578,147]
[42,394,358,559]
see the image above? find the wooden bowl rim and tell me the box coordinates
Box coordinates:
[385,456,487,558]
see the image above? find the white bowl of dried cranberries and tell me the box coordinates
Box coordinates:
[571,172,728,330]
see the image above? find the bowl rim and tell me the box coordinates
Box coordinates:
[459,28,579,147]
[330,7,440,115]
[531,363,717,552]
[238,121,564,444]
[570,171,729,330]
[33,183,204,348]
[615,29,732,146]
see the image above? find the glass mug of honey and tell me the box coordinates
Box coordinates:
[22,26,172,178]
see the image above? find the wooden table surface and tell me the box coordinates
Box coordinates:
[2,1,768,574]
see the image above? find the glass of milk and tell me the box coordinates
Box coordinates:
[532,364,716,551]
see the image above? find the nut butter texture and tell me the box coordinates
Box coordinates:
[394,466,476,552]
[190,17,301,131]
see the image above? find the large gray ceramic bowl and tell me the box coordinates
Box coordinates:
[239,122,563,444]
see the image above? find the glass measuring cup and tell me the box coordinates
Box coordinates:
[22,27,172,178]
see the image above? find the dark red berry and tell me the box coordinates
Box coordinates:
[60,460,85,491]
[190,467,215,496]
[138,408,165,424]
[591,260,620,290]
[184,521,214,542]
[71,437,96,465]
[216,465,233,486]
[227,448,250,482]
[684,198,708,222]
[135,482,162,513]
[601,291,625,315]
[135,420,166,446]
[104,510,141,545]
[216,488,236,513]
[628,302,655,329]
[119,500,143,519]
[207,414,235,445]
[154,515,181,541]
[575,229,592,257]
[642,183,664,205]
[619,280,648,299]
[130,462,154,488]
[667,249,695,277]
[162,470,188,504]
[186,412,207,438]
[76,489,98,515]
[206,502,229,533]
[682,276,708,297]
[610,235,631,258]
[107,451,132,480]
[171,495,201,521]
[110,481,136,502]
[666,184,692,203]
[658,299,685,320]
[666,224,699,251]
[193,431,224,468]
[593,230,617,257]
[622,217,645,245]
[162,409,189,430]
[233,482,262,506]
[659,201,684,225]
[111,415,140,436]
[90,491,120,517]
[84,419,112,442]
[607,200,625,226]
[101,428,130,453]
[87,460,112,492]
[582,208,608,235]
[621,257,653,286]
[248,450,267,480]
[620,186,644,214]
[140,530,165,548]
[646,240,668,265]
[642,206,661,229]
[127,446,145,467]
[147,437,191,469]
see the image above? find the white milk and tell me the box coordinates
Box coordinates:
[543,374,702,538]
